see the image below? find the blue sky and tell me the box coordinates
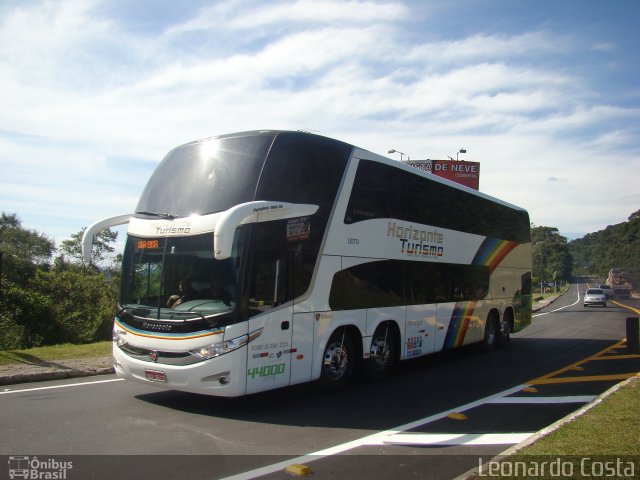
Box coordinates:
[1,0,639,251]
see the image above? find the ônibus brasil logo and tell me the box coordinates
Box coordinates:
[8,456,73,479]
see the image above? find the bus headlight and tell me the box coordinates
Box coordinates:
[113,328,127,347]
[189,329,262,361]
[190,336,247,360]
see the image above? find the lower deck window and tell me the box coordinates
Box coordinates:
[329,260,489,310]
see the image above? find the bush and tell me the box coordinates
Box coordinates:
[0,271,118,349]
[0,280,57,348]
[33,269,118,345]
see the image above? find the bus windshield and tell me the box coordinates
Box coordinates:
[135,133,275,218]
[120,234,237,323]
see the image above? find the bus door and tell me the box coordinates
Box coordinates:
[245,250,294,394]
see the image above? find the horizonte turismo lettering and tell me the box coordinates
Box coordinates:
[387,222,444,257]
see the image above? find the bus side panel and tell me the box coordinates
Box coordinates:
[245,308,293,395]
[514,268,532,331]
[490,267,521,304]
[405,304,437,359]
[290,312,314,385]
[436,301,484,350]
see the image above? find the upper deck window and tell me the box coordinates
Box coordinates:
[345,160,530,243]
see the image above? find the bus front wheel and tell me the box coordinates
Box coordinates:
[319,329,355,390]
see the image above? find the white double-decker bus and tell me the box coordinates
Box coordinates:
[83,130,532,397]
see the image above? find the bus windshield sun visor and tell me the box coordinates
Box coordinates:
[214,201,319,260]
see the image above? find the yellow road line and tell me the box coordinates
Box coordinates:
[611,299,640,315]
[530,373,639,385]
[525,296,640,386]
[529,339,627,384]
[590,354,640,361]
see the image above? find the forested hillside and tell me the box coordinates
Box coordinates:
[569,210,640,286]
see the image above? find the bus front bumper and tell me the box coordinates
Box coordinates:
[112,343,247,397]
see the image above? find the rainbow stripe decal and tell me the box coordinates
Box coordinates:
[443,301,477,349]
[472,238,519,273]
[443,238,518,349]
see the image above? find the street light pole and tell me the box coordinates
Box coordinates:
[388,149,407,161]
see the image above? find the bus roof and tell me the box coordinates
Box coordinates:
[171,129,528,215]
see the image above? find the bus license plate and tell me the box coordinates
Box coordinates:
[145,370,166,382]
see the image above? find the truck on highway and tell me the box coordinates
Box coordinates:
[608,268,633,295]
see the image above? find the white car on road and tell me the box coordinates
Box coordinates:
[584,288,608,307]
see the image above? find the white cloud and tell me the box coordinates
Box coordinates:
[0,0,638,244]
[405,31,571,67]
[229,0,408,28]
[592,42,616,52]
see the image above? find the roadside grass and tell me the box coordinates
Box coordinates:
[534,286,569,303]
[470,378,640,479]
[0,341,112,366]
[520,378,639,455]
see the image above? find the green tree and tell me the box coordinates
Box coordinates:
[58,227,118,269]
[0,212,55,286]
[531,225,572,288]
[32,269,118,344]
[0,214,121,348]
[0,280,53,349]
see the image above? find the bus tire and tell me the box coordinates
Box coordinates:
[481,312,500,351]
[362,322,397,381]
[498,309,512,347]
[318,328,355,391]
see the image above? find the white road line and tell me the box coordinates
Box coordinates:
[217,383,528,480]
[0,377,124,395]
[533,281,581,317]
[380,432,534,446]
[488,395,596,404]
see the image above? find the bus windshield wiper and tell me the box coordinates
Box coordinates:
[136,211,177,220]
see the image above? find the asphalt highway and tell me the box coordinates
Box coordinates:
[1,278,638,480]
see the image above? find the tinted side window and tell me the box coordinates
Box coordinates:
[329,261,489,310]
[253,133,351,301]
[256,132,351,212]
[246,219,318,317]
[345,160,530,243]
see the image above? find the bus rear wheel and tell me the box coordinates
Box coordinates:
[362,323,397,380]
[498,310,512,347]
[482,313,500,351]
[319,329,355,390]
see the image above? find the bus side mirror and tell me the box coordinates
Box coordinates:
[214,201,318,260]
[81,214,132,264]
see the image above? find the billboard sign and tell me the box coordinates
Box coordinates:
[404,160,480,190]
